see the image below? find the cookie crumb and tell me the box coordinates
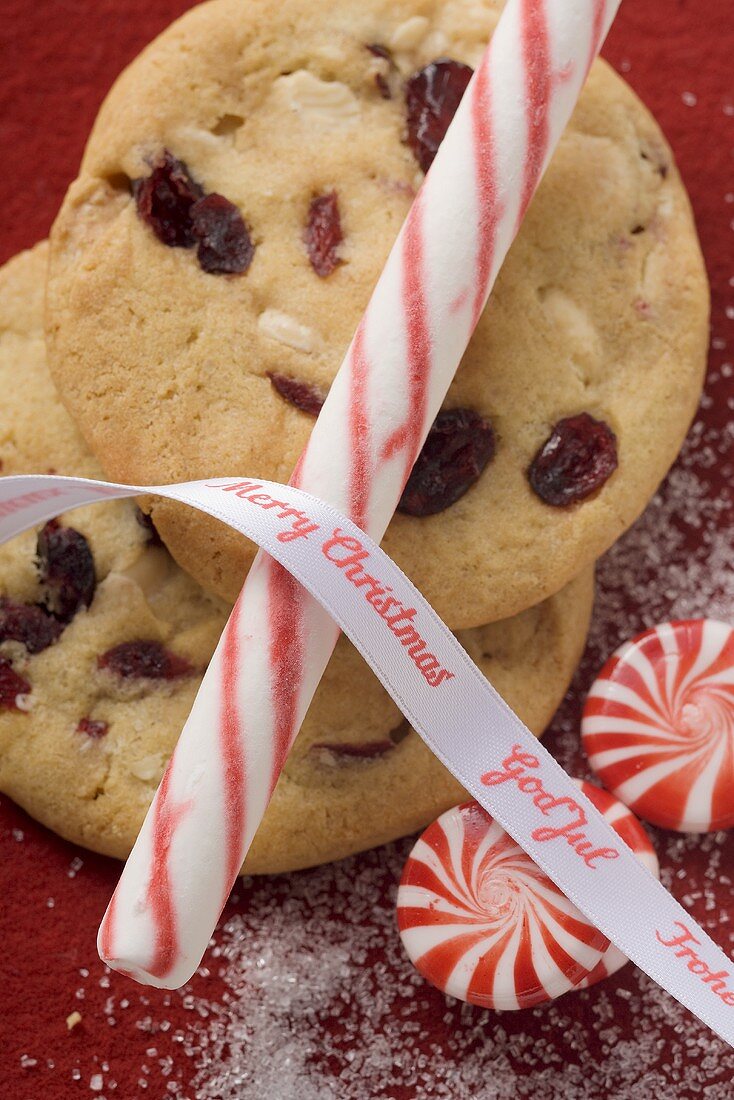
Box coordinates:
[66,1011,82,1030]
[67,856,84,878]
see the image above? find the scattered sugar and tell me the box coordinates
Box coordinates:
[151,791,733,1099]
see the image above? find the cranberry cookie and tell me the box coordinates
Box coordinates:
[1,244,594,871]
[46,0,708,628]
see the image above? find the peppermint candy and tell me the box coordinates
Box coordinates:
[396,801,609,1010]
[582,620,734,833]
[397,785,659,1006]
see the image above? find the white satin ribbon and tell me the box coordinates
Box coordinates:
[1,472,732,1048]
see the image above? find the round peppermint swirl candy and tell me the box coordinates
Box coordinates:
[582,620,734,833]
[570,780,659,991]
[396,802,609,1010]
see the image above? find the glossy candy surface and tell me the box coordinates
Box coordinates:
[582,620,734,832]
[397,801,609,1009]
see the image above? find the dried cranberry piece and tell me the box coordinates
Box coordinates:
[0,657,31,710]
[304,192,344,277]
[190,193,255,275]
[268,372,327,416]
[37,520,96,623]
[0,598,63,654]
[398,408,495,517]
[135,507,163,547]
[98,640,194,680]
[77,717,109,739]
[134,150,254,275]
[311,739,395,762]
[528,413,618,507]
[405,60,474,173]
[133,151,204,248]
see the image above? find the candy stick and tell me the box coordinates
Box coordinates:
[99,0,622,987]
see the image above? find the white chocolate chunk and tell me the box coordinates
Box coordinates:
[424,30,449,55]
[389,16,430,51]
[258,310,317,354]
[539,288,601,362]
[272,71,359,125]
[130,753,165,782]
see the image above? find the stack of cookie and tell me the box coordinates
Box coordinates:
[0,0,708,875]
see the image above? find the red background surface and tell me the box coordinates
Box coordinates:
[0,2,733,1097]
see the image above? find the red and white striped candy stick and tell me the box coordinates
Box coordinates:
[99,0,621,987]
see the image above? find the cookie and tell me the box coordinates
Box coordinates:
[46,0,709,629]
[1,244,594,872]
